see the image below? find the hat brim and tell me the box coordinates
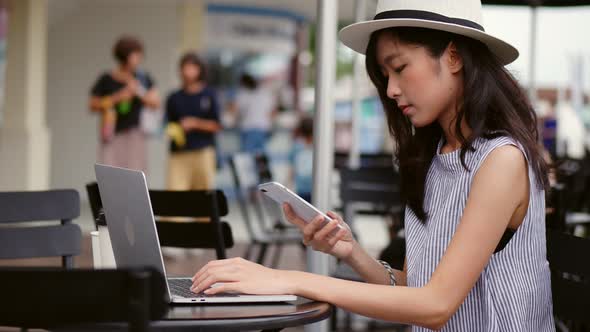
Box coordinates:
[339,18,519,65]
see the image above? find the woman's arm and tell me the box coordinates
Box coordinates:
[192,145,528,329]
[131,75,160,109]
[89,96,108,113]
[344,241,407,286]
[285,205,406,286]
[88,89,132,112]
[140,88,160,109]
[180,117,221,133]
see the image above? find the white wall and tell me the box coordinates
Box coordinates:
[47,1,180,196]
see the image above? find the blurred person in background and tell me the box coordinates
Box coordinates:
[165,52,221,191]
[89,35,160,172]
[230,73,276,154]
[289,116,314,203]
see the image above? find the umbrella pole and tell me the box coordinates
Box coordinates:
[529,6,538,109]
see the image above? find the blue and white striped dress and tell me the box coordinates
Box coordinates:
[405,135,554,331]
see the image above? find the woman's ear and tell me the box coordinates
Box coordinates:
[445,42,463,74]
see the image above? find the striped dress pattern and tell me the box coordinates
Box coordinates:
[404,136,555,331]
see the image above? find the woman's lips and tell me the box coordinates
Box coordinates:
[400,105,412,116]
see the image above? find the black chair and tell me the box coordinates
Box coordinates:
[86,181,103,230]
[0,267,168,332]
[547,230,590,331]
[228,153,303,267]
[253,152,304,232]
[0,190,82,268]
[150,189,234,259]
[546,183,567,232]
[332,168,405,331]
[334,152,395,169]
[86,182,233,260]
[339,167,403,239]
[555,157,590,213]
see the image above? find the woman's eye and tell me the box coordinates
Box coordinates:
[394,65,406,74]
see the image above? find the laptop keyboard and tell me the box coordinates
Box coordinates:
[169,278,240,298]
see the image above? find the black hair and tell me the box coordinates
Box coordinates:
[296,116,314,139]
[240,73,258,90]
[179,51,207,82]
[113,36,143,65]
[365,27,548,222]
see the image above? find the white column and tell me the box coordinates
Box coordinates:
[348,0,367,169]
[0,0,50,190]
[307,1,337,332]
[178,0,206,54]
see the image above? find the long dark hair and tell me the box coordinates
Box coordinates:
[365,27,549,222]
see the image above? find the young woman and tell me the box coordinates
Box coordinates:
[165,52,221,191]
[190,1,554,330]
[89,36,160,172]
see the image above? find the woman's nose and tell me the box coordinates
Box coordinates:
[386,76,401,100]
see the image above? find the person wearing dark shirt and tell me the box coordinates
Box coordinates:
[165,52,221,190]
[89,36,160,172]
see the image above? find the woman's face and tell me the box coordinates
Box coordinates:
[126,51,143,71]
[181,63,201,84]
[376,33,462,128]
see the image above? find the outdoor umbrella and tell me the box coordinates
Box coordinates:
[483,1,590,6]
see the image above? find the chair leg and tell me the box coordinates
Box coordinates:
[330,307,338,331]
[299,241,307,260]
[256,243,269,265]
[244,243,254,260]
[271,243,283,268]
[345,311,352,331]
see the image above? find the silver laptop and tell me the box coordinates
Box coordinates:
[95,163,297,304]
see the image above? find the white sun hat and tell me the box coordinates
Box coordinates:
[339,0,519,65]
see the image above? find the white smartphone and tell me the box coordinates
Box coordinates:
[258,181,342,231]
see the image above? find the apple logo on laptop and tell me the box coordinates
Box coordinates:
[124,216,136,246]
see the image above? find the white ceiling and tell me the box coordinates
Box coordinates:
[49,0,378,28]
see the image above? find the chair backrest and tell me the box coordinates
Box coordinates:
[86,182,103,229]
[556,157,590,212]
[334,152,394,169]
[231,152,259,190]
[0,267,168,332]
[149,190,229,217]
[547,230,590,327]
[339,167,401,207]
[546,183,567,232]
[228,153,280,237]
[254,152,273,183]
[87,182,232,258]
[227,154,260,239]
[252,152,286,228]
[0,190,81,268]
[149,189,233,259]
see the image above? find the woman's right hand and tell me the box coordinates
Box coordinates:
[283,204,355,260]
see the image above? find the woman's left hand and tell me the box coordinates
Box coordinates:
[190,257,295,295]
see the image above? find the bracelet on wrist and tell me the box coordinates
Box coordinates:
[378,260,397,286]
